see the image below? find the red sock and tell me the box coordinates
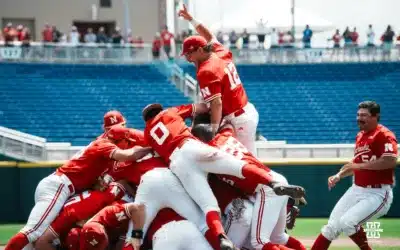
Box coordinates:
[205,211,225,238]
[311,233,331,250]
[349,227,371,250]
[262,242,280,250]
[242,164,273,185]
[5,232,29,250]
[286,236,306,250]
[204,229,221,250]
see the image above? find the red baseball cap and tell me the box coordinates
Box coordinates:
[181,35,208,55]
[106,125,131,141]
[103,110,126,128]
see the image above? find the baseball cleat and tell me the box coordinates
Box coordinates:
[272,184,305,198]
[286,205,300,230]
[219,235,236,250]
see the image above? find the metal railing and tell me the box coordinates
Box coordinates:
[1,41,399,64]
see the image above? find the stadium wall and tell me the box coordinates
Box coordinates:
[0,0,165,42]
[0,161,399,223]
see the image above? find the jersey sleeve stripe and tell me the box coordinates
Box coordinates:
[48,226,59,238]
[109,149,117,159]
[382,153,398,158]
[204,93,222,103]
[124,204,132,219]
[191,103,196,117]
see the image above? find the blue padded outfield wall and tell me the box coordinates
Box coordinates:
[1,62,399,145]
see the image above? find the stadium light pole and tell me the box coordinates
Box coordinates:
[122,0,131,37]
[291,0,295,39]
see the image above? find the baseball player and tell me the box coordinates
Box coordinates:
[34,182,128,250]
[191,123,306,250]
[98,110,146,147]
[5,126,152,250]
[142,103,303,250]
[79,200,144,250]
[178,4,259,154]
[312,101,397,250]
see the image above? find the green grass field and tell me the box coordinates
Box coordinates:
[0,218,399,249]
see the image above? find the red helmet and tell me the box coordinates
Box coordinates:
[103,110,126,129]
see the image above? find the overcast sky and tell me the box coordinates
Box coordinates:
[184,0,399,46]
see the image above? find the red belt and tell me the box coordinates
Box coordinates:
[233,108,245,117]
[359,184,385,189]
[54,171,75,194]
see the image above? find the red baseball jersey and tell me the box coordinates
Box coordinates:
[144,104,197,163]
[197,42,248,116]
[97,128,146,148]
[209,127,270,194]
[57,139,119,192]
[161,31,174,46]
[50,183,126,238]
[106,153,167,186]
[88,201,130,242]
[143,208,185,248]
[353,124,398,186]
[208,174,244,212]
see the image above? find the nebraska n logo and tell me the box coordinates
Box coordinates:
[201,87,211,97]
[110,116,118,124]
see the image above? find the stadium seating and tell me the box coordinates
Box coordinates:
[1,62,399,145]
[0,63,190,145]
[181,62,400,143]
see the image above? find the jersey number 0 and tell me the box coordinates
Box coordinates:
[150,122,170,145]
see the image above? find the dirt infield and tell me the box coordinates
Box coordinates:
[300,237,400,247]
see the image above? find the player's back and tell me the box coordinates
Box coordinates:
[144,109,195,163]
[57,138,117,192]
[108,153,167,186]
[211,127,267,168]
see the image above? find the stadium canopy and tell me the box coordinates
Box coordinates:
[189,0,334,33]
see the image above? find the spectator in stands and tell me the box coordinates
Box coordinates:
[152,33,162,60]
[381,25,395,61]
[268,28,279,63]
[0,30,3,41]
[229,30,239,49]
[366,24,376,60]
[97,26,109,43]
[16,25,24,41]
[111,26,123,45]
[42,23,53,43]
[20,27,31,47]
[302,24,313,48]
[241,28,250,49]
[256,18,267,49]
[342,27,352,47]
[283,31,296,62]
[366,24,375,47]
[68,26,80,46]
[84,28,97,44]
[161,25,174,60]
[216,31,224,44]
[131,36,144,48]
[3,22,16,46]
[329,29,341,60]
[52,26,62,43]
[350,27,360,60]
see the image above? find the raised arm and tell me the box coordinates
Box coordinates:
[111,147,154,162]
[178,4,215,43]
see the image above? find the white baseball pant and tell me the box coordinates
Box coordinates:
[250,171,290,249]
[169,139,246,214]
[224,102,259,155]
[224,199,254,249]
[21,173,74,242]
[133,168,208,235]
[152,220,213,250]
[321,184,393,240]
